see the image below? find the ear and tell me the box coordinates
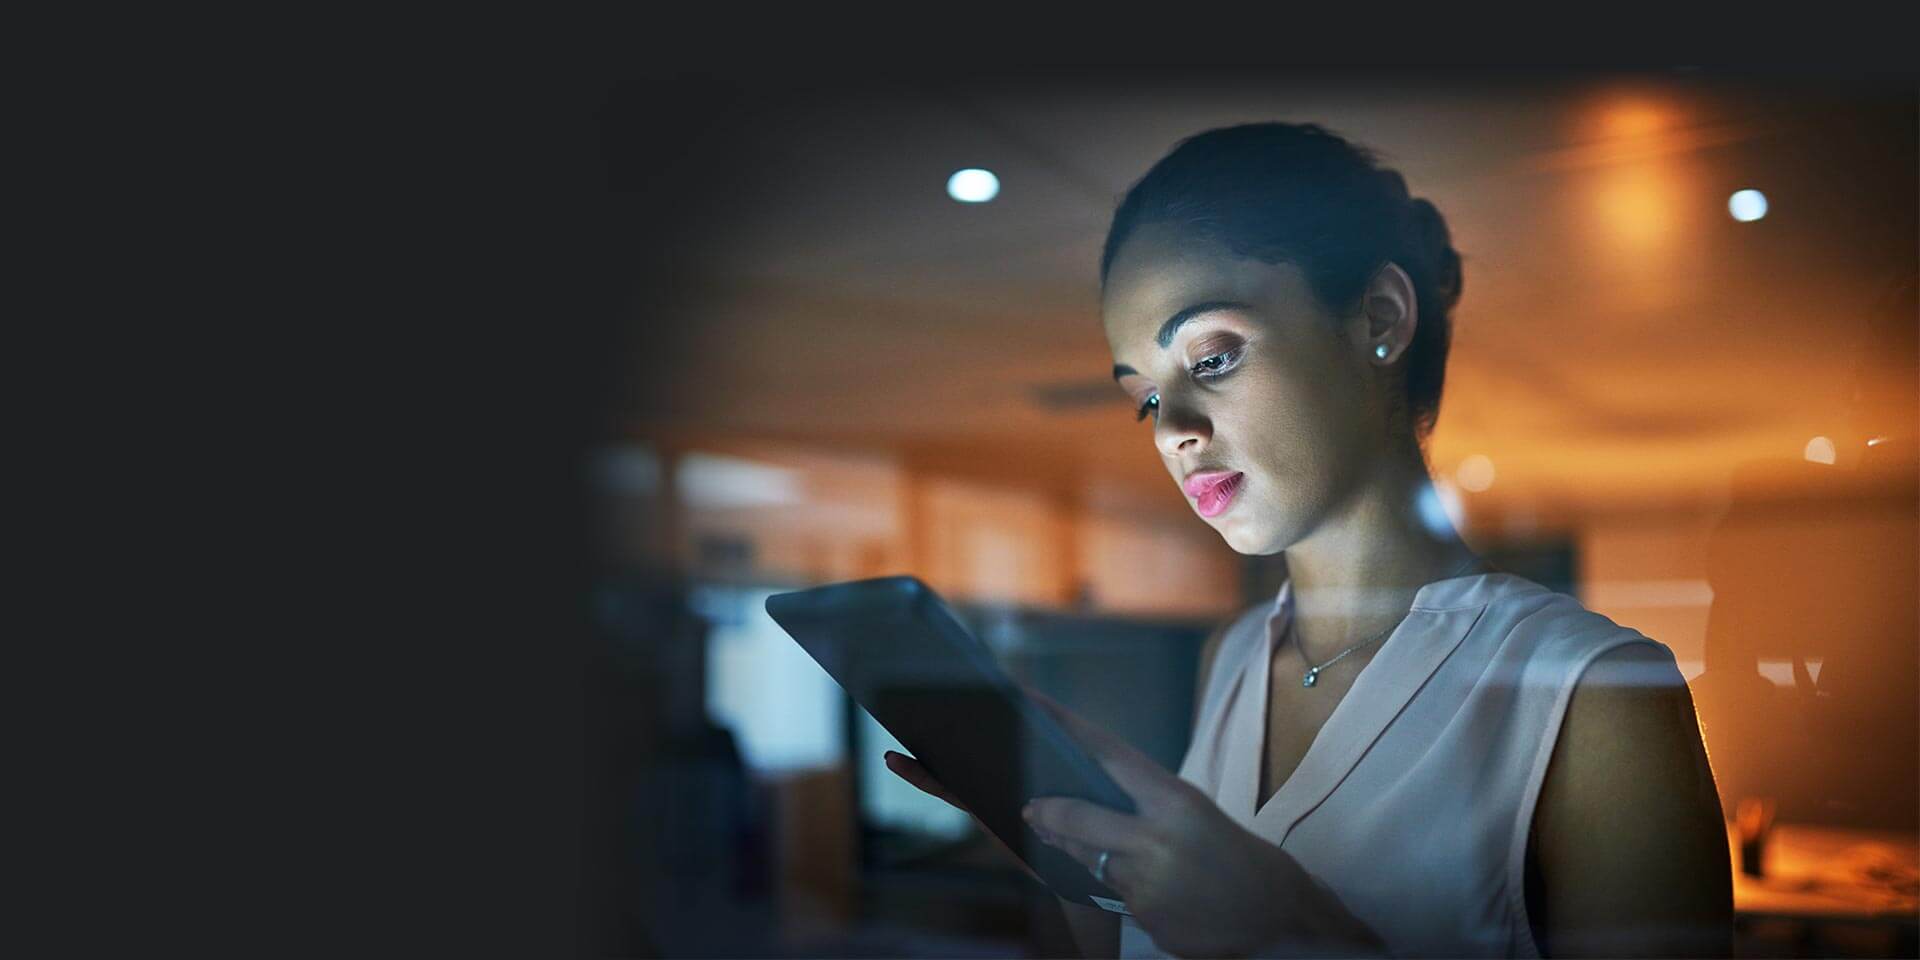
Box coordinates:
[1355,261,1419,364]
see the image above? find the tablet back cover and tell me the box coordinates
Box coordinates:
[766,575,1135,907]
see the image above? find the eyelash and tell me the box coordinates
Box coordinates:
[1135,345,1245,422]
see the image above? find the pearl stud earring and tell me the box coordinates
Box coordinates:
[1375,344,1390,359]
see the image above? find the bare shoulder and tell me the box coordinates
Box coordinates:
[1561,641,1688,726]
[1532,640,1733,957]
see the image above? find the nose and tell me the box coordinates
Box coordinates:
[1154,397,1211,459]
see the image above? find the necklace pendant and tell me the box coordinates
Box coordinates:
[1302,667,1319,688]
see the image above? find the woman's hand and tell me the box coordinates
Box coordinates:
[1019,687,1388,958]
[883,749,1045,884]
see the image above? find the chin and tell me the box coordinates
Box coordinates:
[1213,517,1279,556]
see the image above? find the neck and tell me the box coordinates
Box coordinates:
[1281,448,1488,664]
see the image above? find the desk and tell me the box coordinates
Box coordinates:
[1727,819,1918,957]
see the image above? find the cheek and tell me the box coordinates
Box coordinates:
[1223,377,1349,482]
[1222,374,1307,450]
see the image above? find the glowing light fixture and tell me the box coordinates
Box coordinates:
[1454,454,1496,493]
[947,168,999,203]
[676,452,802,509]
[1803,436,1836,465]
[1604,101,1670,139]
[1729,189,1768,222]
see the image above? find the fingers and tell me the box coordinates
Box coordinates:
[883,750,950,801]
[1025,799,1139,891]
[1024,795,1149,858]
[1042,826,1105,876]
[883,750,967,812]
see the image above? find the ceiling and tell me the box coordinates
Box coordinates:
[602,68,1918,534]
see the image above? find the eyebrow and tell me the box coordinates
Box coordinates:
[1110,301,1253,381]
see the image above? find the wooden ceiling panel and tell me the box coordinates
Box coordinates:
[615,70,1917,522]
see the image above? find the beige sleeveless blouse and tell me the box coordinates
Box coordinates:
[1117,571,1681,958]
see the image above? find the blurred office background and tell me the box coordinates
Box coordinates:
[586,68,1917,958]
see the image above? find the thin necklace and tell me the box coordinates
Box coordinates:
[1292,554,1485,689]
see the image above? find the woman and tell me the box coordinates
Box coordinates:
[888,122,1733,958]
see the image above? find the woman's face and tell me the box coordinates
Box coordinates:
[1102,223,1389,555]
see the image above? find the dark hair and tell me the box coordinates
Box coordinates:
[1101,122,1464,445]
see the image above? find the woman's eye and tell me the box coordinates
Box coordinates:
[1191,345,1244,377]
[1135,394,1158,423]
[1131,347,1239,424]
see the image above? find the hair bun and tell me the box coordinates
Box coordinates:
[1405,197,1463,309]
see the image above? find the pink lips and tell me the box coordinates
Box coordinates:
[1183,470,1245,518]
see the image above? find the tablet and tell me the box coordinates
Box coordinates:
[765,575,1136,912]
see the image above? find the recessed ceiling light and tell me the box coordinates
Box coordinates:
[1729,189,1768,222]
[1454,454,1496,493]
[947,168,999,203]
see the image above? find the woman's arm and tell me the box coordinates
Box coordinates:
[1531,642,1734,958]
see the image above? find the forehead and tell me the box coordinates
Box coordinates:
[1101,224,1320,355]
